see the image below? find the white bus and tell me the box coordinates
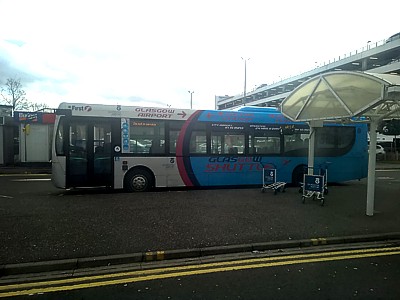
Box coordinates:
[51,102,195,191]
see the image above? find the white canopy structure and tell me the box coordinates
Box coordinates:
[281,71,400,216]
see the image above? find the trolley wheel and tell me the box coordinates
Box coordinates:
[298,185,303,193]
[302,196,305,204]
[274,189,278,195]
[261,187,266,193]
[320,198,325,206]
[324,188,329,195]
[280,187,286,193]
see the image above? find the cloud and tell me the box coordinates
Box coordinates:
[5,39,25,47]
[1,0,399,110]
[0,41,39,84]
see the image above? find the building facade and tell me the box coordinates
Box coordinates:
[14,111,56,163]
[0,105,14,165]
[217,33,400,110]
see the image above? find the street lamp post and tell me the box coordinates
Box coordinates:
[188,90,194,109]
[241,57,250,105]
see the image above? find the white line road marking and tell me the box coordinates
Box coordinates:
[11,179,51,182]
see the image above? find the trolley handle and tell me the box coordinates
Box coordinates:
[304,161,332,175]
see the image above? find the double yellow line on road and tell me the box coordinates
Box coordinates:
[1,246,400,298]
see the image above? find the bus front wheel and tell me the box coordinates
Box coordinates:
[124,169,153,192]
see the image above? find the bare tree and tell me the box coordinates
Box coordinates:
[28,101,49,112]
[1,77,48,113]
[1,77,29,112]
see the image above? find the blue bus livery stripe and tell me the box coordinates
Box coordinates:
[197,110,300,124]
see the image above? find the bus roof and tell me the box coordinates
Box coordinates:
[57,102,195,121]
[236,106,281,114]
[57,102,365,128]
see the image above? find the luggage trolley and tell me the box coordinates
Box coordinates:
[301,165,328,206]
[261,167,286,195]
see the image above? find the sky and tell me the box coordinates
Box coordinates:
[0,0,399,111]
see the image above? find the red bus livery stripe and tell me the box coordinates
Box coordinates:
[176,111,201,187]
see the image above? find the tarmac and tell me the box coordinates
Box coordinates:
[1,161,399,174]
[1,161,400,277]
[0,162,51,175]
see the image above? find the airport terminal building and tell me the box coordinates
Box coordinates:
[216,33,400,110]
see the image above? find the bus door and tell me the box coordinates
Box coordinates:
[67,118,118,188]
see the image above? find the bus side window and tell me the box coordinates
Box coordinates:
[315,127,355,156]
[211,134,222,154]
[55,118,65,156]
[283,133,309,156]
[228,147,238,154]
[129,120,165,154]
[149,139,165,154]
[169,131,179,154]
[212,133,244,155]
[252,133,280,155]
[168,121,184,154]
[225,134,244,154]
[190,131,206,154]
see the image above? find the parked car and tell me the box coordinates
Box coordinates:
[368,144,386,157]
[376,144,386,155]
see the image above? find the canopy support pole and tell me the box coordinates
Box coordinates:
[307,121,323,175]
[366,119,378,216]
[307,126,315,175]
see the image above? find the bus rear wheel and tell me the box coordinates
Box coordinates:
[292,165,307,188]
[124,169,153,192]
